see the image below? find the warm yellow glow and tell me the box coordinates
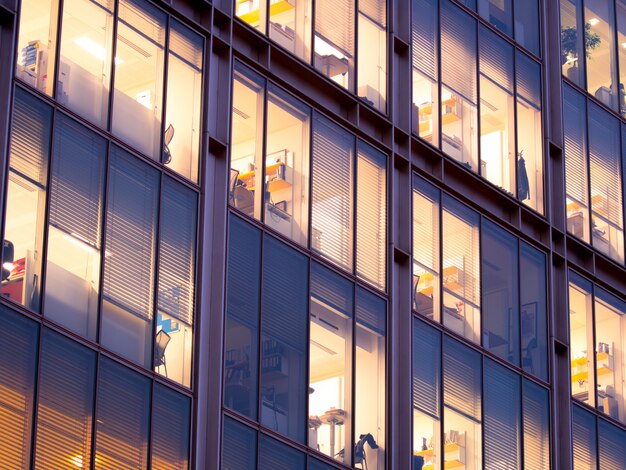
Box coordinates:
[70,454,83,468]
[74,37,122,65]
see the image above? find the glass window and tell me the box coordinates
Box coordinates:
[269,0,312,62]
[572,404,597,470]
[222,417,257,470]
[441,1,478,171]
[151,384,191,470]
[356,142,387,290]
[230,65,264,220]
[33,329,96,470]
[44,115,106,341]
[260,236,308,443]
[101,147,160,367]
[236,0,266,33]
[224,215,262,419]
[111,0,166,159]
[443,337,482,470]
[57,0,114,127]
[478,0,512,36]
[561,0,585,86]
[520,243,548,381]
[309,457,338,470]
[164,19,203,182]
[1,89,52,312]
[598,418,626,469]
[156,178,197,386]
[314,0,354,90]
[94,358,151,469]
[442,196,480,343]
[479,27,515,196]
[411,0,439,144]
[15,0,57,95]
[412,176,440,322]
[412,319,441,470]
[259,433,306,469]
[0,306,38,469]
[523,379,550,469]
[588,104,624,263]
[617,1,626,117]
[484,360,520,469]
[569,273,595,406]
[516,51,543,212]
[311,115,354,272]
[264,85,310,246]
[357,0,387,111]
[355,287,386,470]
[514,0,540,56]
[308,263,353,464]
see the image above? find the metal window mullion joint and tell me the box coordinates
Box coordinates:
[106,0,122,133]
[159,15,171,166]
[255,226,267,427]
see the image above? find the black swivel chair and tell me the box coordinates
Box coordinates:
[154,330,171,377]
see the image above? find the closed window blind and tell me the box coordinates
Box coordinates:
[49,115,106,248]
[315,0,354,56]
[360,0,386,27]
[94,359,150,470]
[356,286,386,335]
[412,319,440,417]
[572,405,597,470]
[516,50,541,110]
[411,0,437,80]
[441,0,477,102]
[413,176,440,273]
[103,147,160,319]
[479,26,513,92]
[259,434,306,470]
[170,19,203,71]
[484,360,520,469]
[563,84,588,210]
[33,330,96,470]
[598,419,626,470]
[151,384,190,470]
[356,142,386,290]
[158,178,197,325]
[0,307,38,469]
[222,417,257,470]
[9,88,52,186]
[443,337,481,420]
[522,379,550,470]
[311,115,354,272]
[118,0,166,46]
[311,262,353,318]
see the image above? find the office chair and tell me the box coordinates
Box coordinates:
[163,124,175,164]
[154,330,171,377]
[229,169,239,204]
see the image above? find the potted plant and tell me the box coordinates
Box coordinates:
[561,22,601,80]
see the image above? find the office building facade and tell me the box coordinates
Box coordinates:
[0,0,624,468]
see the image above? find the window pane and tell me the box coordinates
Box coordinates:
[514,0,540,56]
[412,176,440,321]
[264,85,310,246]
[594,289,625,423]
[309,457,338,470]
[314,0,354,90]
[151,384,190,470]
[156,178,197,386]
[564,84,590,242]
[560,0,585,86]
[358,0,387,111]
[94,359,150,470]
[569,273,594,406]
[1,89,52,312]
[260,236,308,443]
[523,380,550,470]
[516,51,543,213]
[16,0,57,95]
[259,434,305,469]
[356,142,386,290]
[411,0,439,143]
[520,243,548,381]
[224,215,261,419]
[101,147,160,367]
[230,65,264,220]
[598,418,626,470]
[0,306,38,469]
[236,0,265,33]
[34,329,96,470]
[479,27,515,195]
[44,115,106,341]
[588,104,624,263]
[269,0,311,62]
[111,0,166,158]
[481,220,519,364]
[572,404,597,470]
[58,0,114,127]
[442,196,480,343]
[164,19,203,182]
[355,287,386,470]
[222,417,257,470]
[441,1,478,171]
[484,360,520,469]
[309,263,353,464]
[478,0,512,36]
[311,115,354,272]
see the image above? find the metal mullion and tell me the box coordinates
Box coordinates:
[583,96,594,250]
[579,0,588,91]
[88,351,103,470]
[519,376,526,470]
[477,22,483,181]
[159,15,171,165]
[480,354,485,470]
[307,110,314,253]
[304,252,312,453]
[309,0,316,65]
[50,0,65,100]
[513,46,519,201]
[437,185,443,325]
[350,280,357,466]
[106,0,121,133]
[26,314,44,469]
[352,137,358,279]
[354,0,359,95]
[146,376,156,469]
[259,81,268,224]
[590,285,598,410]
[151,171,165,377]
[439,331,445,470]
[437,0,442,150]
[256,229,267,424]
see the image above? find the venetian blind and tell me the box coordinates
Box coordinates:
[413,176,440,272]
[311,262,353,318]
[157,177,197,325]
[222,417,257,470]
[33,330,96,470]
[411,0,437,79]
[443,337,481,420]
[572,405,597,470]
[102,147,159,319]
[118,0,166,46]
[170,19,203,71]
[151,384,191,470]
[516,50,541,110]
[598,419,626,470]
[49,115,106,248]
[479,25,513,92]
[259,434,306,469]
[412,319,440,417]
[360,0,386,27]
[522,379,550,470]
[563,85,588,209]
[94,359,151,470]
[484,360,520,469]
[356,142,387,290]
[311,115,354,272]
[315,0,354,56]
[356,286,386,336]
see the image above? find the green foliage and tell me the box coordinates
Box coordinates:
[561,23,601,60]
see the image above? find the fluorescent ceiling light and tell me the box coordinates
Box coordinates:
[75,37,123,65]
[588,18,600,26]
